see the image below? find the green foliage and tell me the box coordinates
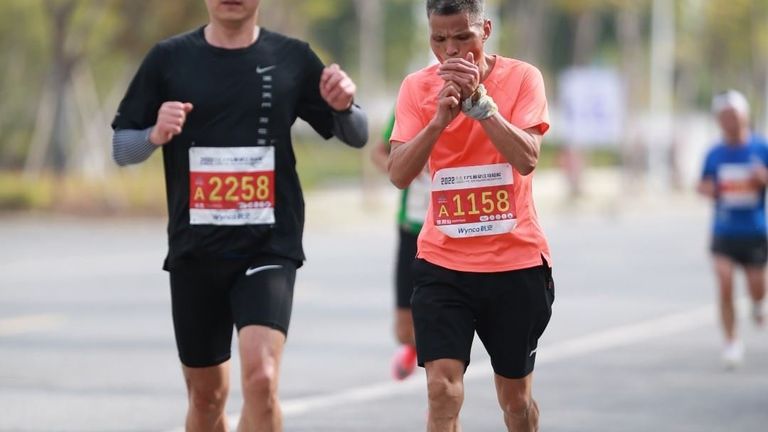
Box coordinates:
[293,137,363,189]
[307,1,357,66]
[384,0,425,85]
[1,0,767,179]
[0,171,53,210]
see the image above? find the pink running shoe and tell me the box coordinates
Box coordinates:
[392,344,418,380]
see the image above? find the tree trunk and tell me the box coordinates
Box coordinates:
[616,4,646,190]
[505,0,549,64]
[353,0,384,104]
[352,0,385,208]
[573,9,600,66]
[649,0,676,190]
[750,0,767,132]
[46,0,78,175]
[41,0,110,175]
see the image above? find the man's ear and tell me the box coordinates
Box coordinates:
[483,19,492,42]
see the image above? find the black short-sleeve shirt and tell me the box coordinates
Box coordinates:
[112,27,336,267]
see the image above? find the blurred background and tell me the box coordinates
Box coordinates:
[1,1,767,431]
[3,0,768,210]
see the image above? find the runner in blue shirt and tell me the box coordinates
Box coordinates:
[698,90,768,368]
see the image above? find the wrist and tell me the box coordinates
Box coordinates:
[462,87,481,109]
[332,100,354,114]
[428,117,449,132]
[470,87,481,104]
[462,84,498,120]
[148,127,163,146]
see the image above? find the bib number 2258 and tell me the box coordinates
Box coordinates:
[189,146,276,226]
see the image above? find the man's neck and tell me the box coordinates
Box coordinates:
[205,19,260,49]
[725,128,750,145]
[478,54,495,83]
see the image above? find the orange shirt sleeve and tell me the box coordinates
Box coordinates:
[390,75,425,145]
[510,65,550,135]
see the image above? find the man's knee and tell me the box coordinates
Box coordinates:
[187,381,228,415]
[242,364,279,406]
[500,391,535,418]
[427,374,463,408]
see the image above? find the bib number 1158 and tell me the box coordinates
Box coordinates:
[443,189,510,217]
[432,163,517,238]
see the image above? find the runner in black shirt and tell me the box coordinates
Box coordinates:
[111,1,367,430]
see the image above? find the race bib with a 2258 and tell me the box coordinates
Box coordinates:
[432,163,516,238]
[189,146,275,226]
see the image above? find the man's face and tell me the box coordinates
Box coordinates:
[205,0,261,24]
[718,108,747,142]
[428,12,490,64]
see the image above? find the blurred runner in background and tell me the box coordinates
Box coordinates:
[371,111,430,380]
[698,90,767,369]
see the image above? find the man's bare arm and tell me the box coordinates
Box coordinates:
[387,123,443,189]
[479,114,543,175]
[698,178,716,198]
[388,82,461,189]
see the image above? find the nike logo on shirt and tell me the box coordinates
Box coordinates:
[245,264,283,276]
[256,65,276,74]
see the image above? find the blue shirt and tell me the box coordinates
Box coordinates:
[701,134,768,237]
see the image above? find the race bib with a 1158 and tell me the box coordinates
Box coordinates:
[432,163,516,238]
[189,146,275,226]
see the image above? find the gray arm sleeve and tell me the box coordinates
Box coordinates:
[112,127,158,166]
[331,104,369,148]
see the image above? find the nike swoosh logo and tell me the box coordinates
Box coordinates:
[256,65,276,74]
[529,348,538,357]
[245,264,283,276]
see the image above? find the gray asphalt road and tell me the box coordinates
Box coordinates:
[0,188,766,432]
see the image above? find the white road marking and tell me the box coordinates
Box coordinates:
[0,314,67,337]
[465,303,717,380]
[164,302,720,431]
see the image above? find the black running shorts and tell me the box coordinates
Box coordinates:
[711,235,768,267]
[168,255,297,368]
[411,258,554,379]
[395,227,419,309]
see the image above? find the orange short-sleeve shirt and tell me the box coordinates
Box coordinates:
[390,56,551,273]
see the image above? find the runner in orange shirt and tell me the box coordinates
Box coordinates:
[388,1,554,431]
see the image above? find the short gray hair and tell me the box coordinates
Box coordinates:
[426,0,485,20]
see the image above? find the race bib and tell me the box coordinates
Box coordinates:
[189,146,275,226]
[719,163,759,208]
[405,170,431,225]
[432,163,516,238]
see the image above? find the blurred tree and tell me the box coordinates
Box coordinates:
[26,0,111,176]
[500,0,552,65]
[385,0,422,86]
[4,0,768,176]
[0,0,48,168]
[701,0,768,129]
[18,0,210,176]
